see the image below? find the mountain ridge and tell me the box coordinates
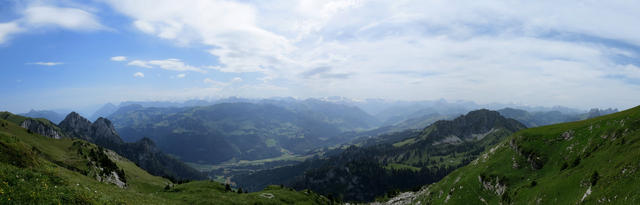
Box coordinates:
[58,112,205,180]
[387,105,640,204]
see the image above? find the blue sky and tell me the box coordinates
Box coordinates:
[1,0,640,113]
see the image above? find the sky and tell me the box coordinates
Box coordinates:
[1,0,640,113]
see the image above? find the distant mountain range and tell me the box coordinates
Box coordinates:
[19,109,67,124]
[21,97,617,128]
[498,107,618,127]
[107,100,379,164]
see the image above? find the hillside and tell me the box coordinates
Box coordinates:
[394,105,640,204]
[0,114,330,204]
[236,109,525,202]
[108,102,378,164]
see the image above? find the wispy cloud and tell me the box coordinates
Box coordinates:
[127,58,205,73]
[0,22,23,44]
[104,0,291,74]
[133,72,144,78]
[301,66,351,79]
[110,56,127,61]
[27,62,63,66]
[203,77,243,87]
[23,6,107,31]
[127,60,151,68]
[0,4,107,44]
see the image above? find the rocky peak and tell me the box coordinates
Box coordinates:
[59,112,93,141]
[422,109,526,142]
[59,113,125,145]
[91,117,124,145]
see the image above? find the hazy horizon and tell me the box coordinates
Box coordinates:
[2,96,625,118]
[2,1,639,113]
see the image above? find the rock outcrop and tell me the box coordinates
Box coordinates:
[20,119,66,139]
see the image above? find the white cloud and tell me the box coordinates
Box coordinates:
[176,73,186,78]
[101,0,640,109]
[127,60,151,68]
[110,56,127,61]
[0,4,107,44]
[148,59,204,72]
[0,22,23,44]
[133,20,155,33]
[23,6,106,31]
[105,0,293,74]
[133,72,144,78]
[28,62,63,66]
[128,58,205,73]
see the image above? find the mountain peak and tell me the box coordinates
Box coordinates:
[59,112,93,141]
[59,113,123,144]
[63,111,88,121]
[93,117,112,125]
[91,117,123,145]
[421,109,526,143]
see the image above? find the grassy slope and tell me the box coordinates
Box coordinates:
[414,106,640,204]
[0,117,329,204]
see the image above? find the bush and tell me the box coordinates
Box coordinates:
[572,157,581,167]
[560,162,568,170]
[591,171,599,186]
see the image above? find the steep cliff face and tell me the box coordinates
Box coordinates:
[20,119,66,139]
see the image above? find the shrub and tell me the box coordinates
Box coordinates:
[572,157,581,167]
[560,162,568,170]
[590,171,599,186]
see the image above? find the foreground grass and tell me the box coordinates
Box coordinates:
[413,106,640,204]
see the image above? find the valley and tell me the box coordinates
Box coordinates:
[0,98,632,204]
